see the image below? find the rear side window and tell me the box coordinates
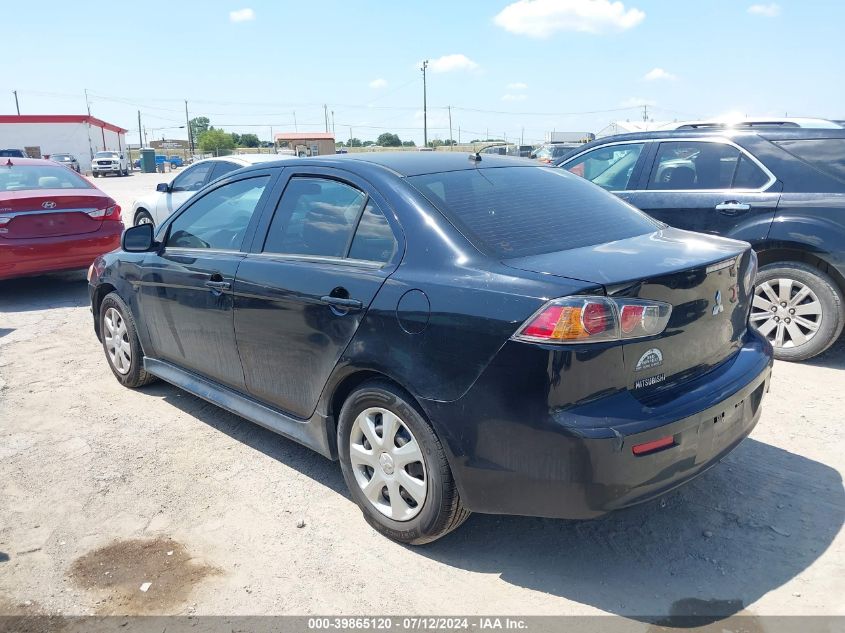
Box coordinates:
[649,142,740,190]
[348,200,397,263]
[210,161,241,181]
[408,167,658,258]
[263,177,366,258]
[774,139,845,182]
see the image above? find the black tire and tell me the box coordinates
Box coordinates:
[93,173,99,178]
[134,209,154,228]
[754,262,844,361]
[98,292,157,388]
[337,380,470,545]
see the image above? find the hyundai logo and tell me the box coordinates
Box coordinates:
[712,290,725,316]
[41,201,57,209]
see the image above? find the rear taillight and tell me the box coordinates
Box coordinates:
[87,204,121,221]
[513,296,672,344]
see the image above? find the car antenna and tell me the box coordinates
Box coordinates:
[4,159,12,167]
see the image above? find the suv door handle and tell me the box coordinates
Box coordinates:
[204,280,231,291]
[320,295,363,310]
[715,201,751,214]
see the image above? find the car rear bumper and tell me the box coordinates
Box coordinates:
[0,222,123,280]
[421,330,774,519]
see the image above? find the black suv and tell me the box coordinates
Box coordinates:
[557,128,845,361]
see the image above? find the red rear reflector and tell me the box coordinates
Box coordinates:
[632,435,675,456]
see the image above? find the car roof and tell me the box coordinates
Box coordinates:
[570,127,845,148]
[662,117,843,130]
[0,157,62,167]
[198,154,297,166]
[327,151,530,176]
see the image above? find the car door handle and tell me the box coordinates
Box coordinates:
[204,280,231,291]
[320,296,363,310]
[715,201,751,214]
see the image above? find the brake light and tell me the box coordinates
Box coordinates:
[513,297,672,344]
[632,435,675,456]
[87,204,121,221]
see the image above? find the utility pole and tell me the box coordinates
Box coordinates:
[331,110,335,137]
[458,126,461,145]
[521,127,524,146]
[184,100,194,155]
[349,127,353,148]
[137,111,143,149]
[324,104,329,133]
[293,111,298,132]
[421,60,429,147]
[642,104,649,123]
[270,126,274,153]
[447,105,453,150]
[13,90,20,115]
[143,126,148,147]
[84,88,91,116]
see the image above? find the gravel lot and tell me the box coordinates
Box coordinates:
[0,171,843,620]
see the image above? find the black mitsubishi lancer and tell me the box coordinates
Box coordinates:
[88,152,773,544]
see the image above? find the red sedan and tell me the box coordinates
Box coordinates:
[0,158,123,280]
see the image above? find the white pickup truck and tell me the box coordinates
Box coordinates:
[91,151,129,177]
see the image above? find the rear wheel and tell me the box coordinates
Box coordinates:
[134,209,154,227]
[99,292,157,388]
[337,381,470,544]
[751,262,844,361]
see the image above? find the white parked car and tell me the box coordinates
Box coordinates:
[130,154,295,227]
[92,151,129,177]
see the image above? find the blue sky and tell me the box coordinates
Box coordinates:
[5,1,843,144]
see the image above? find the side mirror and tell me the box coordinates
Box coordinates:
[156,182,169,192]
[122,223,157,252]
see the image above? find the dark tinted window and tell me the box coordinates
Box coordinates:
[774,139,845,182]
[263,177,366,257]
[0,149,26,157]
[166,176,269,250]
[732,155,769,188]
[348,200,397,263]
[649,142,740,190]
[564,143,645,190]
[170,162,213,192]
[408,167,658,258]
[210,161,241,181]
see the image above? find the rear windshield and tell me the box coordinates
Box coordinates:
[408,166,658,258]
[0,149,26,157]
[0,165,93,192]
[774,139,845,182]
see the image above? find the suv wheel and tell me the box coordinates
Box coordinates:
[99,292,157,388]
[337,381,470,544]
[751,262,844,361]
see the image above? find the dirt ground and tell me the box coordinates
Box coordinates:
[0,171,843,619]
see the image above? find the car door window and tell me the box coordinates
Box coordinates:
[648,142,740,190]
[564,143,645,191]
[210,161,241,181]
[166,176,271,250]
[732,155,770,189]
[348,199,397,264]
[170,162,214,192]
[263,177,367,258]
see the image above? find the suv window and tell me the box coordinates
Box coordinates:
[649,142,746,190]
[210,161,241,181]
[263,177,367,258]
[166,176,270,250]
[409,167,658,258]
[171,162,214,192]
[774,139,845,182]
[348,200,397,263]
[564,143,645,190]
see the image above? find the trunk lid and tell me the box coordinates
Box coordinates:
[504,228,755,395]
[0,190,109,239]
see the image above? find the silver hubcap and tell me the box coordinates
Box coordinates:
[137,215,152,226]
[751,278,822,349]
[349,407,427,521]
[103,307,131,374]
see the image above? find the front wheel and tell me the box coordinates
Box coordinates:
[99,292,157,388]
[337,380,470,544]
[134,209,154,227]
[751,262,844,361]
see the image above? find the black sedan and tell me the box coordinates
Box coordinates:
[88,153,773,544]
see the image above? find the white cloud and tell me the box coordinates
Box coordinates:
[502,93,528,101]
[748,3,781,17]
[620,96,656,108]
[428,54,479,73]
[369,78,388,89]
[507,82,528,90]
[494,0,645,38]
[229,8,255,22]
[644,67,677,81]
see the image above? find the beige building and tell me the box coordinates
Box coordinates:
[274,132,335,157]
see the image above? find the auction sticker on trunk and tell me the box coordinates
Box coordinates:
[635,348,663,371]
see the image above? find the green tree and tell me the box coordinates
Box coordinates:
[428,138,444,148]
[231,133,241,146]
[346,138,363,147]
[239,133,260,148]
[198,128,235,154]
[376,132,402,147]
[401,140,416,147]
[189,117,210,143]
[362,141,375,147]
